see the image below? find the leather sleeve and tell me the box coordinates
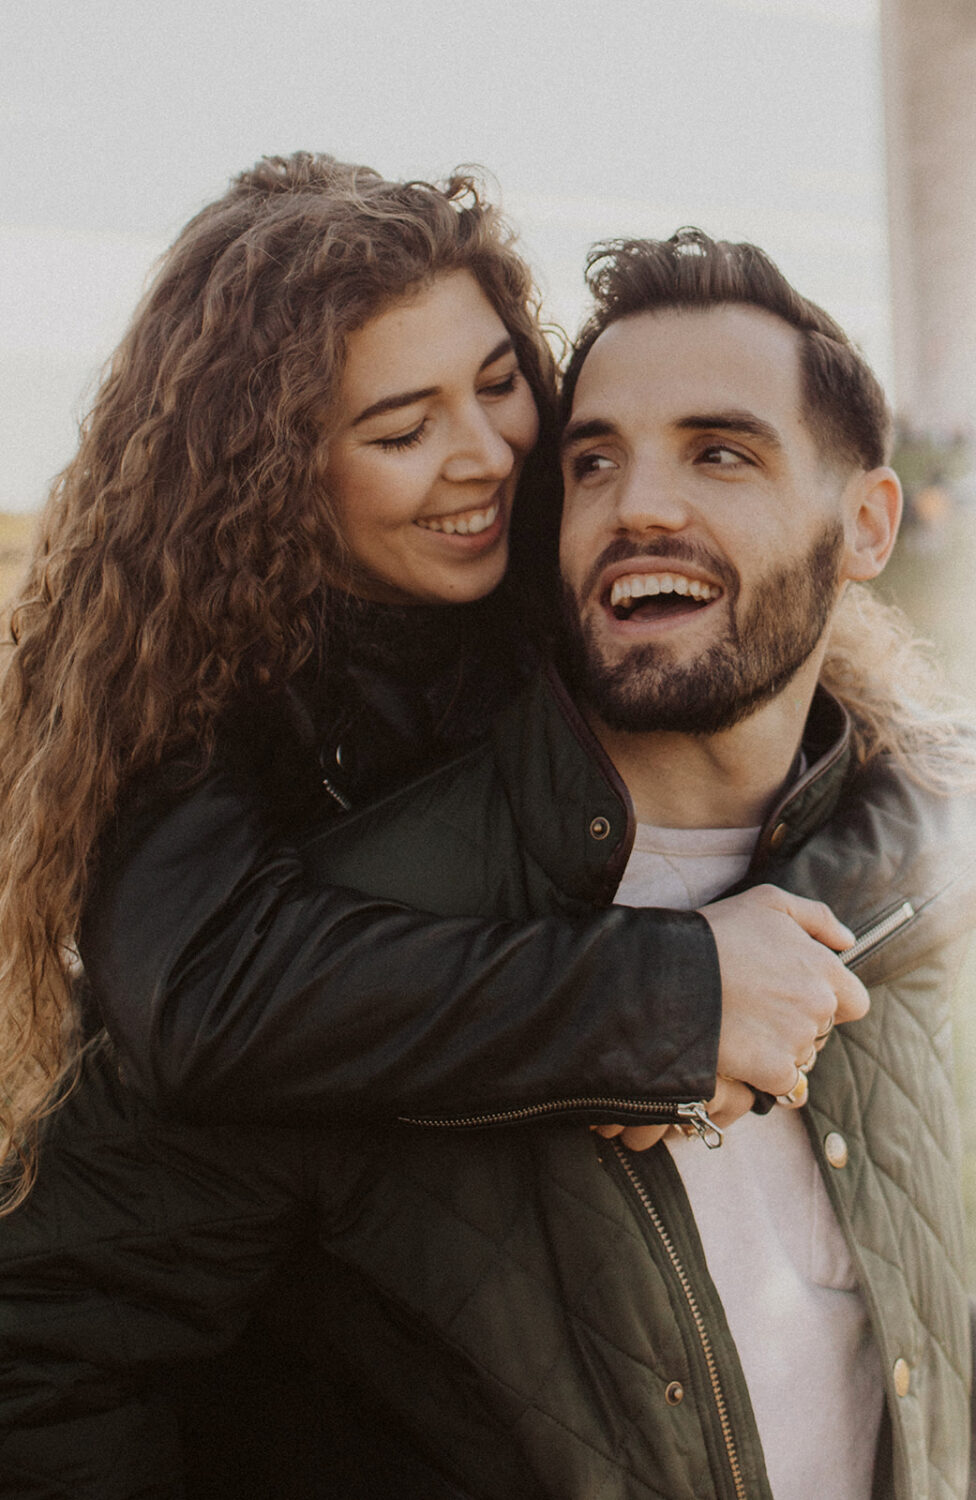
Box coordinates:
[81,761,721,1126]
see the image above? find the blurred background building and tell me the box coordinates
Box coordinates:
[883,0,976,439]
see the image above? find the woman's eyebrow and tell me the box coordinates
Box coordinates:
[352,338,516,427]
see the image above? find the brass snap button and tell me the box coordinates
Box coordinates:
[893,1358,911,1398]
[665,1381,684,1406]
[768,821,788,852]
[824,1132,849,1169]
[589,816,611,841]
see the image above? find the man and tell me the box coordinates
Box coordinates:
[285,231,974,1497]
[4,232,972,1500]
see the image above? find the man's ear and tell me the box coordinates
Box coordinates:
[841,466,903,582]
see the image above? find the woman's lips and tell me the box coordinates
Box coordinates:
[415,499,501,536]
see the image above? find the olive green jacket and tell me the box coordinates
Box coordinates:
[296,664,974,1500]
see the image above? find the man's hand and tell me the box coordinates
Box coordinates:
[701,884,869,1097]
[592,1074,755,1152]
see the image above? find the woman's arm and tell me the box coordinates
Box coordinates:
[82,752,861,1125]
[81,757,721,1124]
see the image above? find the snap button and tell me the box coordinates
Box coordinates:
[893,1358,911,1398]
[824,1132,849,1169]
[665,1381,684,1406]
[768,821,788,852]
[589,816,611,841]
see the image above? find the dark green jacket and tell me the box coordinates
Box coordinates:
[288,664,973,1499]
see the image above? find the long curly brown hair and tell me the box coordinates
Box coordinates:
[0,152,559,1212]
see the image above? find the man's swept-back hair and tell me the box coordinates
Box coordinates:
[561,228,891,471]
[0,152,558,1213]
[562,228,975,789]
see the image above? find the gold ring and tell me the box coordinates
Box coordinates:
[776,1069,809,1109]
[815,1017,835,1043]
[798,1046,817,1076]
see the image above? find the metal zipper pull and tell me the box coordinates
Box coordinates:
[676,1101,724,1149]
[839,900,915,966]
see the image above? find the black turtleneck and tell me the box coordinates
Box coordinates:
[224,588,537,828]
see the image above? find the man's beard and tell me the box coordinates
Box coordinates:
[561,523,845,736]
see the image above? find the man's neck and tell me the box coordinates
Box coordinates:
[588,664,821,830]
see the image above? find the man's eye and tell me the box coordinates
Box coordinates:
[375,420,427,452]
[698,444,749,467]
[569,451,615,480]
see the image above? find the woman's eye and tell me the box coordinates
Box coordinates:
[375,420,427,453]
[480,370,519,399]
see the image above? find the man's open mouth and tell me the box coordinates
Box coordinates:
[607,571,722,622]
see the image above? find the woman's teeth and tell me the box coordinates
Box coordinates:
[416,502,499,536]
[609,572,721,609]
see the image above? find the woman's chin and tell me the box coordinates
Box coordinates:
[351,545,510,608]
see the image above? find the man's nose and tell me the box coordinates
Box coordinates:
[614,459,693,534]
[442,405,514,483]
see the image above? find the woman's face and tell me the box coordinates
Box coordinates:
[325,269,540,606]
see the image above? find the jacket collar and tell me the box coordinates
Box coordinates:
[490,663,854,908]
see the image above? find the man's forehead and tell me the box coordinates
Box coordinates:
[568,304,806,433]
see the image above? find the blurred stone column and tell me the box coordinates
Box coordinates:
[882,0,976,434]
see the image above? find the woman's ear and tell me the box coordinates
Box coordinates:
[841,466,903,582]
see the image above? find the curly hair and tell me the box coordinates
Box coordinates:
[0,152,559,1212]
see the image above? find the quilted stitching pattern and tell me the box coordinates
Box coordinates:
[808,951,970,1499]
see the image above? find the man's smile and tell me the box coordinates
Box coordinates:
[607,569,724,622]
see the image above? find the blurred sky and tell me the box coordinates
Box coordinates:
[0,0,884,511]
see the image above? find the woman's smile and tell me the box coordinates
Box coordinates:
[414,498,501,536]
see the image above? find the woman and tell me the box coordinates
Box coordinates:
[0,154,860,1496]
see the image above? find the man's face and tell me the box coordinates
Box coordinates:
[559,304,855,735]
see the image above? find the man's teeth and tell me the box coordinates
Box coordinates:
[416,502,499,536]
[609,573,721,609]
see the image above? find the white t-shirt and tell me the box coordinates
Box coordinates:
[614,822,884,1500]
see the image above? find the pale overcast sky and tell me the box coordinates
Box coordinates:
[0,0,884,510]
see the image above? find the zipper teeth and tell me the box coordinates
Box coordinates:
[320,775,352,812]
[399,1097,694,1129]
[611,1141,747,1500]
[839,900,915,966]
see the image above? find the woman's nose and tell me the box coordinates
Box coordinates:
[442,406,514,483]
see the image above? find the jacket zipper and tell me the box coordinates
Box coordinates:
[839,900,915,966]
[610,1139,748,1500]
[400,905,917,1133]
[400,1097,723,1144]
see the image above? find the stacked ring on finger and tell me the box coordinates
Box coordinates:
[798,1045,818,1076]
[815,1016,835,1048]
[776,1067,809,1109]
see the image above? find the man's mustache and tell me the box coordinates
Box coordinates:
[574,536,740,607]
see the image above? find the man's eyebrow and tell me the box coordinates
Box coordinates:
[673,411,784,449]
[352,338,515,427]
[561,418,619,453]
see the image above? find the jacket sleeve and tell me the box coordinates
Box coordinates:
[80,759,721,1126]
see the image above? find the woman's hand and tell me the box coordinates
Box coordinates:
[702,884,868,1098]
